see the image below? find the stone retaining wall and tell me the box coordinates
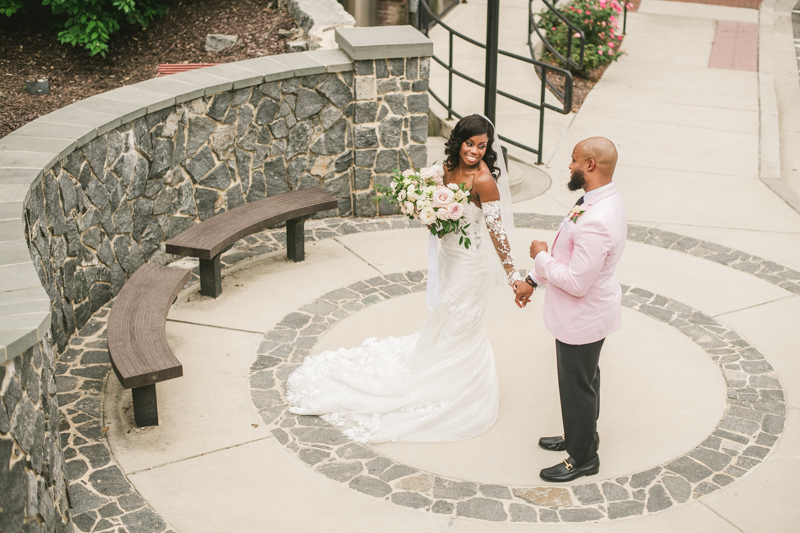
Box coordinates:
[0,337,71,533]
[0,27,432,532]
[27,69,359,353]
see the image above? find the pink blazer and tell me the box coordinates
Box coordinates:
[533,183,627,345]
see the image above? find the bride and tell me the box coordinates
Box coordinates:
[287,115,527,443]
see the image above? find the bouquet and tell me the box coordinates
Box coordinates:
[375,164,473,248]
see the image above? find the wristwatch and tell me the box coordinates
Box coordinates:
[525,275,538,289]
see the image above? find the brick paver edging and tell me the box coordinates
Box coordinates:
[56,214,791,530]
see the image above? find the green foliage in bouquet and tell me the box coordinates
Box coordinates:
[538,0,628,75]
[429,214,472,249]
[0,0,168,56]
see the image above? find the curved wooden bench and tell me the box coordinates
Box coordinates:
[165,187,338,298]
[108,263,192,427]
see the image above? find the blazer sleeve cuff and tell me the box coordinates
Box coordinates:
[534,251,552,280]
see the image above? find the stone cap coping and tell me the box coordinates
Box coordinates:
[0,49,354,364]
[335,25,434,61]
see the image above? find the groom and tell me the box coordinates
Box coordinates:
[515,137,627,482]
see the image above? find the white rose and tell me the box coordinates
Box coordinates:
[436,208,449,220]
[416,199,427,210]
[419,208,436,225]
[402,169,415,178]
[454,190,466,201]
[447,183,458,191]
[390,181,397,190]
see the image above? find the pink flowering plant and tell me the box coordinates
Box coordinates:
[375,164,474,248]
[538,0,630,75]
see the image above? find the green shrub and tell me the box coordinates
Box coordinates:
[0,0,168,56]
[538,0,629,76]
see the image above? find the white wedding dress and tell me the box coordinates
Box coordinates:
[287,200,520,443]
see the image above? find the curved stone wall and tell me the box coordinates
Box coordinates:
[27,65,359,353]
[0,27,433,532]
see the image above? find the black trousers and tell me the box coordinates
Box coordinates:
[556,338,604,465]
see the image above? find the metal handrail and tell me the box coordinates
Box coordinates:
[417,0,574,164]
[528,0,586,71]
[527,0,629,105]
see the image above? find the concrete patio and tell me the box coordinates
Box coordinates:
[55,0,800,531]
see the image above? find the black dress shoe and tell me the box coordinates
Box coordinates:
[538,432,600,452]
[540,455,600,482]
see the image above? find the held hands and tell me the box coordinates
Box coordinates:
[530,240,548,259]
[514,280,534,308]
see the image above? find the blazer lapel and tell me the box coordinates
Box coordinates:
[552,183,618,249]
[552,217,567,249]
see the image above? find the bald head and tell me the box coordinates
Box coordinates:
[569,137,617,192]
[577,137,618,176]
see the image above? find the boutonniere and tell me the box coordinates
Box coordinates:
[568,205,586,223]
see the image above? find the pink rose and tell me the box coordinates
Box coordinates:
[447,202,464,220]
[433,186,455,208]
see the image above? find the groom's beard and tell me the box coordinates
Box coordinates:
[568,169,586,191]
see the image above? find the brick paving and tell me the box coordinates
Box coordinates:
[662,0,761,9]
[708,21,759,71]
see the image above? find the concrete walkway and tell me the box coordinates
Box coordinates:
[92,0,800,531]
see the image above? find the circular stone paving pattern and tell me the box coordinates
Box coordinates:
[57,214,795,531]
[249,271,787,524]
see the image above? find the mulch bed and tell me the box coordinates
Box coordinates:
[536,57,615,112]
[0,0,298,139]
[532,1,639,112]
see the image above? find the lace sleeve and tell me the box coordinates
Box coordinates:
[483,200,522,286]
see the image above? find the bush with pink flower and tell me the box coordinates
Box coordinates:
[375,165,474,248]
[538,0,631,75]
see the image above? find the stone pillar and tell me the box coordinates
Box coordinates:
[335,26,432,217]
[0,338,72,533]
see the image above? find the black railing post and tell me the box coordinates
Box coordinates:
[484,0,500,124]
[448,32,454,119]
[537,69,547,165]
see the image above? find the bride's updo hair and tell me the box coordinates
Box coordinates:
[443,115,500,180]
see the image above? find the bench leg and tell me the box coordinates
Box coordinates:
[132,384,158,427]
[199,255,222,298]
[286,217,306,262]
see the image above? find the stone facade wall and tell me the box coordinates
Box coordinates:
[0,338,71,533]
[352,56,430,216]
[24,65,426,353]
